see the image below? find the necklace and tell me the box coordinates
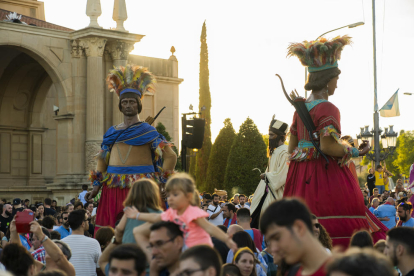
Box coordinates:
[116,144,133,164]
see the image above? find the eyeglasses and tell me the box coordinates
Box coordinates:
[177,268,205,276]
[314,223,320,229]
[147,237,175,250]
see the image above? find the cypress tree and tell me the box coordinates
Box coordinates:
[205,119,236,191]
[155,122,172,141]
[195,21,212,188]
[224,117,267,196]
[155,122,181,171]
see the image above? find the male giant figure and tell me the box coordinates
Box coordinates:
[86,65,176,231]
[250,116,289,228]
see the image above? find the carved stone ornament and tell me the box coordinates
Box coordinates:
[85,141,102,172]
[107,41,134,60]
[113,0,128,32]
[79,37,107,57]
[13,90,30,110]
[86,0,102,28]
[71,40,85,58]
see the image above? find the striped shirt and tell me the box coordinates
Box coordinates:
[32,246,46,264]
[62,234,101,276]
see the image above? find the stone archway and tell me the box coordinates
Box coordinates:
[0,43,74,203]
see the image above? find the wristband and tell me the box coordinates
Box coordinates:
[92,180,102,187]
[351,147,359,158]
[135,212,140,220]
[41,234,48,243]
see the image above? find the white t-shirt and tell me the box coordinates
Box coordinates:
[79,191,88,205]
[207,204,224,226]
[62,234,102,276]
[236,204,250,210]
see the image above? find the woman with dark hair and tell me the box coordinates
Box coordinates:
[349,230,374,248]
[227,231,267,276]
[233,248,258,276]
[37,204,45,220]
[281,35,385,247]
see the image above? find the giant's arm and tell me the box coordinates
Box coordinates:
[320,135,347,157]
[162,145,177,171]
[86,150,109,200]
[319,125,361,167]
[288,135,298,154]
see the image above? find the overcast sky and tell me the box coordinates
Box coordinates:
[43,0,414,143]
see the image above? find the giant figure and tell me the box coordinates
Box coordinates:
[86,65,177,231]
[250,116,289,228]
[281,36,386,246]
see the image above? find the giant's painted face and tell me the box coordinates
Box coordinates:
[120,97,139,117]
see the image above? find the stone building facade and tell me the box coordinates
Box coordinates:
[0,1,183,205]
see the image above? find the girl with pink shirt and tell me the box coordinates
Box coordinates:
[125,173,237,251]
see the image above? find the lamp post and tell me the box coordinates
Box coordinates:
[356,125,398,163]
[304,21,365,98]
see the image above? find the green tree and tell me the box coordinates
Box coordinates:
[156,122,181,171]
[156,122,172,141]
[195,21,212,188]
[393,130,414,175]
[262,134,269,149]
[205,119,236,191]
[224,117,268,197]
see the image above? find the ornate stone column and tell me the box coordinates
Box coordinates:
[106,40,134,125]
[80,37,107,172]
[113,0,128,32]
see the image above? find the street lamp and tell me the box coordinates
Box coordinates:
[358,124,398,162]
[357,125,374,146]
[304,21,365,98]
[315,22,365,40]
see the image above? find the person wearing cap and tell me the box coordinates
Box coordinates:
[84,65,177,232]
[250,115,290,229]
[11,198,24,218]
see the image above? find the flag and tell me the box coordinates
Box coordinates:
[380,89,400,117]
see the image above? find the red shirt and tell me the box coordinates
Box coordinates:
[295,263,327,276]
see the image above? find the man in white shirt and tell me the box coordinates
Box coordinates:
[62,209,101,276]
[235,194,250,210]
[207,194,224,226]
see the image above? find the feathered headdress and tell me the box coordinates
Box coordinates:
[287,35,352,72]
[106,65,156,99]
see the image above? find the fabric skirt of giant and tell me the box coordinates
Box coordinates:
[284,157,370,247]
[95,185,130,235]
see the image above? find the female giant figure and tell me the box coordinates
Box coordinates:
[283,36,386,247]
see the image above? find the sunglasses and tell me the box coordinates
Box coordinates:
[62,217,68,220]
[314,223,320,229]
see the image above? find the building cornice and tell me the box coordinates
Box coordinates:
[156,76,184,84]
[0,22,144,43]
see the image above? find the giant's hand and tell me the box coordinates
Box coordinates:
[358,140,370,156]
[85,186,100,201]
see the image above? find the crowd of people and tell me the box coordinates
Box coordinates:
[0,172,413,276]
[0,34,414,276]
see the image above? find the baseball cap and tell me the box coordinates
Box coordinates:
[12,198,21,205]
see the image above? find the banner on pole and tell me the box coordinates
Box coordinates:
[380,89,400,117]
